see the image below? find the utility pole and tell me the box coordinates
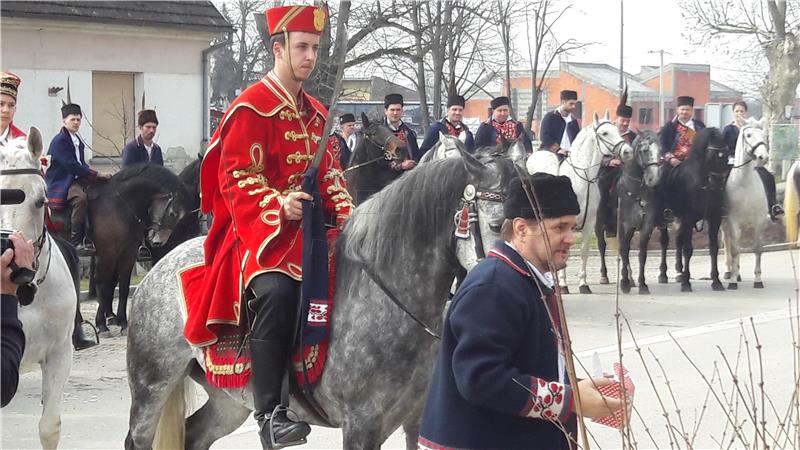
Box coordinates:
[619,0,624,95]
[648,49,671,125]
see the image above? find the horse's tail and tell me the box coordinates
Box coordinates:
[152,379,189,449]
[785,162,799,246]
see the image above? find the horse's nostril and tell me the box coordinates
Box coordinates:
[489,224,501,233]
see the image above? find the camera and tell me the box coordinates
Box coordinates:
[0,229,36,289]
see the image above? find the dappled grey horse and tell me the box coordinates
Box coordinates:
[125,149,518,450]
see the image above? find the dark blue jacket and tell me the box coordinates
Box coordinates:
[45,128,96,210]
[121,135,164,168]
[474,119,534,153]
[419,241,574,450]
[723,123,739,152]
[659,118,706,157]
[384,119,421,162]
[540,110,580,151]
[418,119,475,158]
[1,294,25,407]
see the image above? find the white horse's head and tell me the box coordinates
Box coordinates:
[433,131,464,160]
[525,150,560,176]
[0,127,47,242]
[738,120,769,167]
[592,110,633,161]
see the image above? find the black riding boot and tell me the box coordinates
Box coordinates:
[248,274,309,449]
[755,166,784,221]
[70,221,95,255]
[72,310,97,350]
[251,338,310,449]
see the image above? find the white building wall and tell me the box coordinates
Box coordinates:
[1,18,216,162]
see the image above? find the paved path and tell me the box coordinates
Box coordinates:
[3,249,800,448]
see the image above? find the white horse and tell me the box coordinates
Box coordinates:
[0,129,76,449]
[722,120,770,289]
[419,132,466,163]
[526,111,632,293]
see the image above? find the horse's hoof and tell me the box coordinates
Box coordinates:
[754,281,764,289]
[681,283,693,292]
[712,282,725,291]
[621,282,631,294]
[639,284,650,295]
[560,286,570,295]
[120,328,128,337]
[737,275,742,282]
[599,276,610,285]
[723,271,731,280]
[728,282,738,290]
[579,285,592,294]
[107,316,118,326]
[658,274,668,284]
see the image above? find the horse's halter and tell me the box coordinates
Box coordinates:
[593,120,627,158]
[622,140,660,186]
[453,178,507,262]
[0,168,51,283]
[343,132,399,173]
[148,192,178,231]
[734,129,768,168]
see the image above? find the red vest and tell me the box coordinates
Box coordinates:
[181,73,353,347]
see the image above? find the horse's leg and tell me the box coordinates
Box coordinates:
[94,260,116,334]
[578,228,592,294]
[402,402,424,450]
[680,224,693,292]
[126,365,191,450]
[38,342,73,449]
[638,224,653,295]
[722,222,733,280]
[658,225,669,284]
[558,268,569,294]
[342,420,382,450]
[722,219,740,290]
[116,251,137,333]
[753,230,764,289]
[596,222,609,284]
[619,226,633,294]
[185,365,250,450]
[709,218,725,291]
[675,222,685,282]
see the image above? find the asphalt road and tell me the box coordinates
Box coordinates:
[3,249,800,449]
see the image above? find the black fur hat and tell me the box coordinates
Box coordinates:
[676,96,695,107]
[339,113,356,124]
[61,103,82,119]
[490,96,510,109]
[560,90,578,101]
[447,95,465,108]
[384,93,404,108]
[503,173,580,220]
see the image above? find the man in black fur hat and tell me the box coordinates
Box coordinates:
[597,90,637,237]
[540,90,581,162]
[383,93,420,165]
[121,109,163,168]
[474,96,533,153]
[327,113,356,169]
[419,173,625,450]
[418,94,475,158]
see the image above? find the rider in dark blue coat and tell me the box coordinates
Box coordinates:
[121,109,163,168]
[722,100,783,221]
[539,90,581,162]
[45,103,103,253]
[474,96,533,153]
[419,174,624,450]
[418,95,475,158]
[383,93,421,164]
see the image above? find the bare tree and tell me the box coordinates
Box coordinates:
[682,0,800,124]
[523,1,591,133]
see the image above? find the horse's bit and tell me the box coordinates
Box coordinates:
[732,131,767,169]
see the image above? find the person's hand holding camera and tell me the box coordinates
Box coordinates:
[1,232,35,295]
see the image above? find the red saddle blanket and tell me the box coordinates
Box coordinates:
[178,233,338,390]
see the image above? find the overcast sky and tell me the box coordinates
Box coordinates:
[513,0,757,92]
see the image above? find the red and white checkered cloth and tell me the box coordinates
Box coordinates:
[592,362,634,429]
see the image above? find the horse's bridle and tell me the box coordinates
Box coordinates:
[453,185,506,261]
[148,192,178,231]
[0,168,52,284]
[564,121,625,185]
[733,130,767,169]
[343,133,399,173]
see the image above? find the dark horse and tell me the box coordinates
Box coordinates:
[90,163,191,334]
[658,128,732,292]
[125,150,518,450]
[344,112,409,205]
[612,130,662,294]
[148,156,203,262]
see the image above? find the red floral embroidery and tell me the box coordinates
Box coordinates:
[491,119,520,144]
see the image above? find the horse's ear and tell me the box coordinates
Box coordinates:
[459,147,486,180]
[604,110,610,121]
[594,111,601,123]
[507,139,526,167]
[27,127,43,159]
[361,112,370,129]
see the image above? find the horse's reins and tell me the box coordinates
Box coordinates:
[731,133,767,169]
[0,168,52,285]
[343,134,398,173]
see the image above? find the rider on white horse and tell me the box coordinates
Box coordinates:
[723,100,783,221]
[539,90,581,162]
[418,94,475,159]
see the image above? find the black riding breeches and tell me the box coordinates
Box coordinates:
[247,273,301,344]
[755,166,777,207]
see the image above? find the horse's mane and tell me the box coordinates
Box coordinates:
[685,128,723,162]
[635,129,658,146]
[340,157,468,269]
[111,163,184,192]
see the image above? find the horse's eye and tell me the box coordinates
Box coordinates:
[35,198,46,208]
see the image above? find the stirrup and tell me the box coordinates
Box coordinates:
[265,405,308,449]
